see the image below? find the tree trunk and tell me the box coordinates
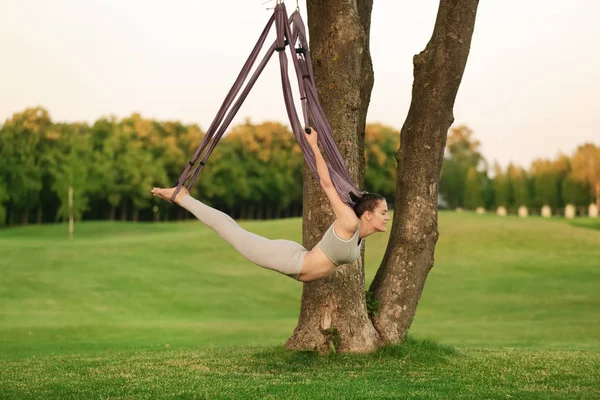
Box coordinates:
[596,182,600,209]
[369,0,479,343]
[37,205,43,224]
[132,207,139,222]
[286,0,378,353]
[109,206,116,221]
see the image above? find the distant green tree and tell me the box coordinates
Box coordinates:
[119,118,167,221]
[88,117,120,220]
[493,162,509,208]
[482,174,495,210]
[218,121,303,219]
[530,157,564,209]
[464,167,484,209]
[570,143,600,208]
[199,136,252,216]
[46,123,92,222]
[440,159,464,208]
[0,178,7,225]
[440,125,485,208]
[0,129,8,224]
[364,123,400,201]
[562,176,591,207]
[0,107,51,224]
[88,117,163,221]
[507,164,530,209]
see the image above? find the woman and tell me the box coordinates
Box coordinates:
[152,128,390,282]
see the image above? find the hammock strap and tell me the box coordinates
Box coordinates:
[173,3,361,205]
[174,13,276,192]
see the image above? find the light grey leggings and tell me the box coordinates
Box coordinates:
[179,195,306,280]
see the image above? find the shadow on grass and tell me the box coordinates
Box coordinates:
[248,336,459,373]
[375,336,458,359]
[568,219,600,231]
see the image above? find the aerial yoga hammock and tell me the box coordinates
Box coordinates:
[152,2,390,282]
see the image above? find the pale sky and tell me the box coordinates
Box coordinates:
[1,0,599,168]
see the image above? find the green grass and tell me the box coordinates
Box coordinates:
[408,213,600,349]
[2,339,599,399]
[1,212,599,398]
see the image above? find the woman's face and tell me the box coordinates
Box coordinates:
[370,200,391,232]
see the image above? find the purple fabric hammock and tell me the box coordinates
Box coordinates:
[172,3,362,206]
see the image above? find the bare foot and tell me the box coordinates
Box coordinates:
[151,186,189,204]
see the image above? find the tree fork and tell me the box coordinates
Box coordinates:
[369,0,479,343]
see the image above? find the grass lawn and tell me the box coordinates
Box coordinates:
[1,212,599,398]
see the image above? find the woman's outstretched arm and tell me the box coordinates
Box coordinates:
[306,128,333,188]
[305,129,358,234]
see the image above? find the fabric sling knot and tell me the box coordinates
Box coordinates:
[172,3,362,206]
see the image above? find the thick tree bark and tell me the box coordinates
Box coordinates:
[286,0,378,353]
[369,0,479,343]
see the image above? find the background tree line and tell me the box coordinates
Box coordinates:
[0,107,399,226]
[440,125,600,214]
[1,108,598,226]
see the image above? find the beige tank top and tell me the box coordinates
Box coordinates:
[317,221,362,266]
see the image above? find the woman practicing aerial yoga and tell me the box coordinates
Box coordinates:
[152,127,390,282]
[152,3,389,281]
